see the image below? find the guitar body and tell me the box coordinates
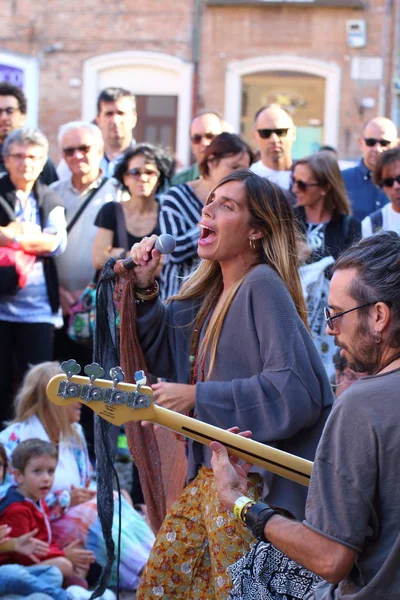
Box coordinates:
[47,373,312,487]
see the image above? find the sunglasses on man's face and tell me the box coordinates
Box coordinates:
[190,133,216,145]
[381,174,400,188]
[257,128,289,139]
[292,178,320,192]
[63,145,92,157]
[364,138,392,148]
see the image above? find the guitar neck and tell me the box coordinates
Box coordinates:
[152,405,312,487]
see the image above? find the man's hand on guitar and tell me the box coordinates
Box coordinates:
[129,234,162,288]
[152,382,195,414]
[210,427,253,513]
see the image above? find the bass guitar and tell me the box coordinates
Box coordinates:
[46,360,313,487]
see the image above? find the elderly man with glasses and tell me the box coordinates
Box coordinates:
[342,117,398,222]
[250,103,296,190]
[51,121,123,454]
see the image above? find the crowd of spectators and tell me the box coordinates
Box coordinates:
[0,78,398,598]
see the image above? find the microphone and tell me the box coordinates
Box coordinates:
[122,234,176,270]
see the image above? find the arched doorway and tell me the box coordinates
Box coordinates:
[82,51,193,166]
[225,55,341,156]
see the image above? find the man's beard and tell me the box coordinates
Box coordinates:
[334,320,381,374]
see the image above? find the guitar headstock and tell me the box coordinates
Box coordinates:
[46,360,156,426]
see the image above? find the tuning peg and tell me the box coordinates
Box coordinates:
[84,363,105,385]
[61,359,81,380]
[134,370,147,387]
[59,359,82,400]
[110,366,125,386]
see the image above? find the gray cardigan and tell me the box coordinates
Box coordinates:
[137,264,334,519]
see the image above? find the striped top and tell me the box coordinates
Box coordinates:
[159,183,203,300]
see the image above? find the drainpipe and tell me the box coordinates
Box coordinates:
[391,0,400,123]
[192,0,202,116]
[378,0,393,115]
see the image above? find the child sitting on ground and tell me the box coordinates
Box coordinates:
[0,439,115,600]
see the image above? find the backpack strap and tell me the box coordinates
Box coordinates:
[67,176,108,234]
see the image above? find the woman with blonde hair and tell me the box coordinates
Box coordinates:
[129,170,334,600]
[0,361,154,592]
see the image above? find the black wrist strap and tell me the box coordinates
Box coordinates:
[244,502,285,543]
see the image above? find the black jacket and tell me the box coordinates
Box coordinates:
[294,206,361,261]
[0,174,62,313]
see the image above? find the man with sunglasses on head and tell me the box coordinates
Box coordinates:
[362,147,400,237]
[250,103,296,190]
[0,82,58,185]
[171,110,224,186]
[342,117,398,222]
[211,231,400,600]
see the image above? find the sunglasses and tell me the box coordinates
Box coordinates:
[126,168,159,179]
[63,145,92,157]
[364,138,392,148]
[292,178,320,192]
[381,174,400,188]
[257,128,289,139]
[190,133,216,144]
[324,302,378,331]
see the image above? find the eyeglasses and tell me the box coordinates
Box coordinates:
[63,145,92,157]
[126,168,159,179]
[364,138,392,148]
[190,133,216,144]
[324,302,378,331]
[292,178,320,192]
[0,107,20,116]
[257,128,289,139]
[8,153,43,162]
[381,174,400,188]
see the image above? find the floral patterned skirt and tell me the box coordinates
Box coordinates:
[136,466,262,600]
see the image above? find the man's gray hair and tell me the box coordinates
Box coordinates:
[2,127,49,162]
[57,121,104,148]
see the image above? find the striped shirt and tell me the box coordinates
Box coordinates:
[159,184,202,299]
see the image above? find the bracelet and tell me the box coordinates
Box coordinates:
[233,496,254,520]
[244,502,281,543]
[134,280,157,293]
[134,280,160,303]
[241,500,255,523]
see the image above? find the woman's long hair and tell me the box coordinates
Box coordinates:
[171,170,308,377]
[295,151,351,216]
[12,361,76,445]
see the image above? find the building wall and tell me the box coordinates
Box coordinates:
[0,0,396,162]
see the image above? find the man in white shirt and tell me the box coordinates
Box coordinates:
[362,147,400,237]
[250,104,296,190]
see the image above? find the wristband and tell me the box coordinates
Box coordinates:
[134,280,159,303]
[244,502,281,542]
[233,496,254,520]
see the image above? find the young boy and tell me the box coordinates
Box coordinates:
[0,439,116,600]
[0,439,72,574]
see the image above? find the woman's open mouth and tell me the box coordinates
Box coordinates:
[198,224,217,246]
